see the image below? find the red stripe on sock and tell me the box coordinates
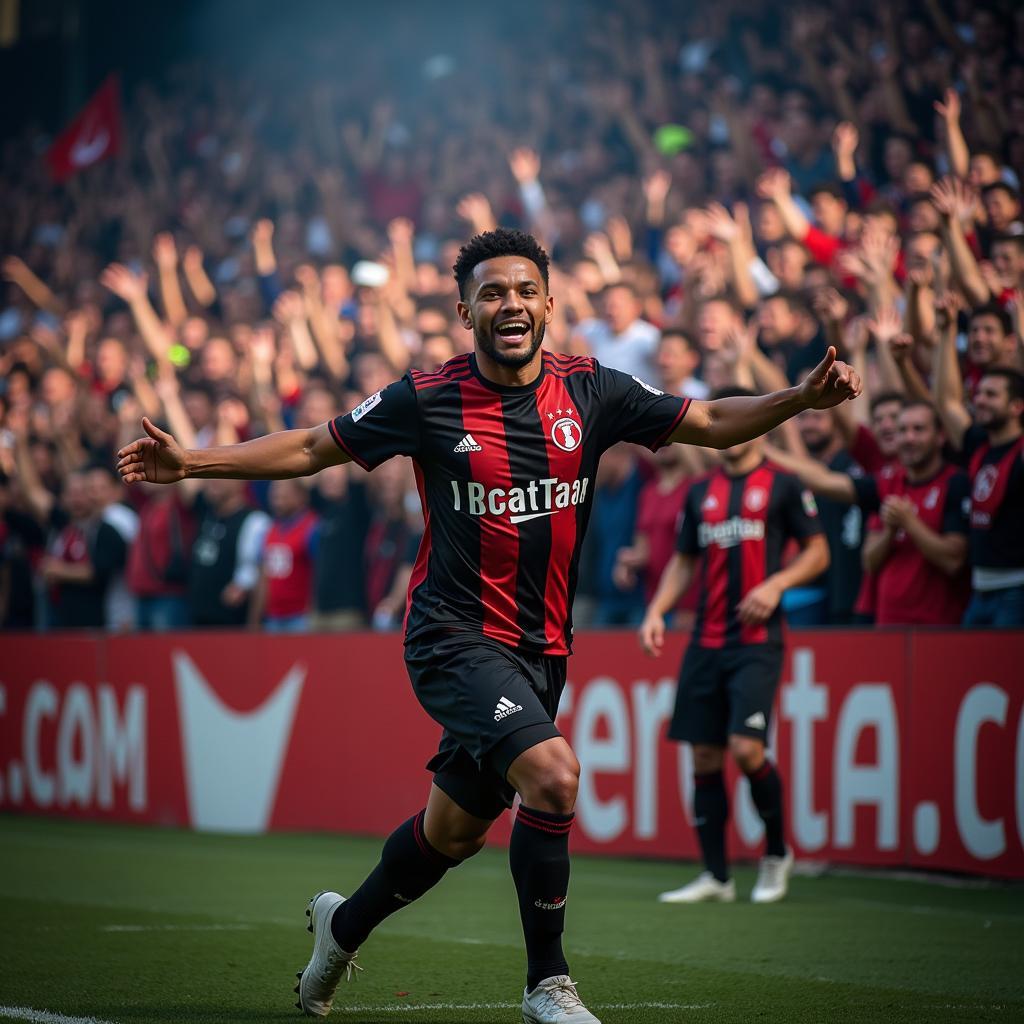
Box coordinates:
[516,808,574,834]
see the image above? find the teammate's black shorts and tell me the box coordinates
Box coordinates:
[667,642,784,747]
[404,630,566,821]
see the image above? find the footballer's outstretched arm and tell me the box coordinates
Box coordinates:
[670,346,861,450]
[117,417,349,485]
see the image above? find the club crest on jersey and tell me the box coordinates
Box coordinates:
[552,416,582,452]
[744,487,768,512]
[973,465,997,502]
[923,486,939,510]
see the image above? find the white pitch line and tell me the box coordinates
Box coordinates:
[335,1002,712,1013]
[0,1008,118,1024]
[100,923,254,932]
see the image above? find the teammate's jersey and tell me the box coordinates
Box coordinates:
[675,460,822,648]
[330,352,689,655]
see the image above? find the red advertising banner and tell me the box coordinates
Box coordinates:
[1,630,1021,878]
[904,632,1024,878]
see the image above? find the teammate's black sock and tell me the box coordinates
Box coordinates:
[509,805,573,992]
[693,770,730,882]
[746,760,786,858]
[330,810,459,952]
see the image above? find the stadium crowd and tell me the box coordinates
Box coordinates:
[1,0,1023,632]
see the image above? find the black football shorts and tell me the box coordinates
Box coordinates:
[404,630,566,820]
[668,642,784,747]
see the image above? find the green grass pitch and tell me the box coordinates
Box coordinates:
[1,817,1021,1024]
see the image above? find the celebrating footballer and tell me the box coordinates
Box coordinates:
[118,228,860,1023]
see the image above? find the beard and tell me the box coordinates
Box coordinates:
[977,409,1008,432]
[476,319,546,368]
[802,433,832,455]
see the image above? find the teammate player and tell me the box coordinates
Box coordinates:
[117,229,860,1023]
[638,387,830,905]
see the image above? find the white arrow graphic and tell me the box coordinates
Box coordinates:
[173,650,304,833]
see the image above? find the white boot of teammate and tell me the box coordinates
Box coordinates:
[751,849,795,903]
[295,890,363,1016]
[658,871,736,903]
[522,975,602,1023]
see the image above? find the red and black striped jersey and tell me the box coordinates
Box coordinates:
[676,460,822,648]
[329,351,689,655]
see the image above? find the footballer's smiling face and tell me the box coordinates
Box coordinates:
[458,256,553,370]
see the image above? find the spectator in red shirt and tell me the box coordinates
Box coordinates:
[772,402,970,626]
[250,479,319,633]
[961,306,1019,405]
[612,443,691,608]
[127,484,195,631]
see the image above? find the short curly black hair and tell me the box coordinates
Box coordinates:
[452,228,550,298]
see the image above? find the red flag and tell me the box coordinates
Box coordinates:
[46,75,122,183]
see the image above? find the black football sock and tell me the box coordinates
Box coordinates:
[746,760,786,858]
[330,810,459,952]
[509,805,573,992]
[693,770,730,882]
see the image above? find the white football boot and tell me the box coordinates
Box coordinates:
[294,890,363,1016]
[751,850,795,903]
[658,871,736,903]
[522,975,602,1023]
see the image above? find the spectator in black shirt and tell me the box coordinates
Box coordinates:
[310,463,371,631]
[790,408,865,624]
[0,470,45,629]
[934,358,1024,627]
[40,471,128,630]
[188,479,270,628]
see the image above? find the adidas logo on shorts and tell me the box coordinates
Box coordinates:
[494,696,524,721]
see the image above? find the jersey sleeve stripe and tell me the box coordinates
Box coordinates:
[326,418,371,470]
[649,397,692,451]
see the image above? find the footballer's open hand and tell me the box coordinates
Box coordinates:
[117,417,188,485]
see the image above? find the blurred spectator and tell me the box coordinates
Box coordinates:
[251,479,319,633]
[589,443,645,627]
[786,408,865,625]
[613,442,693,619]
[309,462,371,629]
[364,459,421,630]
[126,485,195,631]
[87,464,139,631]
[655,329,710,400]
[0,470,45,629]
[41,471,129,630]
[574,284,661,381]
[188,479,270,628]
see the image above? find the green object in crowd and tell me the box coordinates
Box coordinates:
[168,344,191,368]
[653,123,695,155]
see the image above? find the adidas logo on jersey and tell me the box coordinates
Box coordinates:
[494,696,524,721]
[744,711,767,730]
[454,433,483,452]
